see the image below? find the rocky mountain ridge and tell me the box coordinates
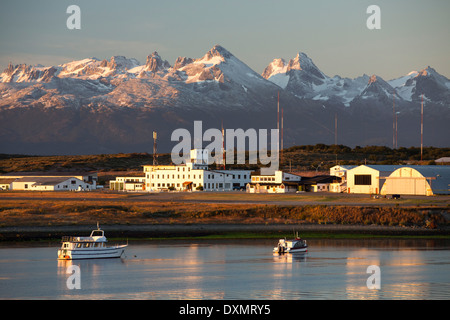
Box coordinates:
[0,45,449,155]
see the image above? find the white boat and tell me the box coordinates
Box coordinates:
[57,224,127,260]
[273,235,308,254]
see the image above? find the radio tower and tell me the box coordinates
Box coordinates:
[281,106,284,164]
[393,92,396,149]
[335,113,338,145]
[277,91,281,166]
[421,94,424,161]
[153,131,157,165]
[221,120,225,169]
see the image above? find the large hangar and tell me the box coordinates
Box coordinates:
[346,165,398,195]
[346,165,450,196]
[380,166,450,196]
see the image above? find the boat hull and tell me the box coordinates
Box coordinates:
[273,246,308,254]
[286,247,308,253]
[58,245,127,260]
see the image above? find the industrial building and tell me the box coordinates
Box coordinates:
[346,165,450,196]
[380,166,450,196]
[0,172,98,191]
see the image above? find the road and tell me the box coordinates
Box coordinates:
[1,190,449,207]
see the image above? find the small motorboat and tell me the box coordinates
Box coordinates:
[273,234,308,254]
[57,223,127,260]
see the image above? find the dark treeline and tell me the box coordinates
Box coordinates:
[0,144,448,174]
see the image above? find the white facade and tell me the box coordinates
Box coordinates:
[11,177,93,191]
[329,165,356,182]
[247,171,302,193]
[0,178,15,190]
[1,172,98,191]
[143,162,252,192]
[346,165,398,194]
[110,177,146,191]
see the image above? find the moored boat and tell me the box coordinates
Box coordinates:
[273,234,308,254]
[57,223,127,260]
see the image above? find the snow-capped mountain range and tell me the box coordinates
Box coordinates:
[0,45,449,155]
[262,52,450,106]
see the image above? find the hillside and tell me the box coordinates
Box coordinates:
[1,45,449,155]
[1,144,448,185]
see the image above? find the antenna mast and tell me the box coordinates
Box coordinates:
[421,94,424,161]
[281,106,284,166]
[153,131,157,165]
[393,92,396,149]
[221,120,225,169]
[335,113,337,145]
[277,91,280,132]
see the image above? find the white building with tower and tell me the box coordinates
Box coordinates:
[110,149,252,192]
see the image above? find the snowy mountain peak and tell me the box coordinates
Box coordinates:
[261,58,287,80]
[368,74,379,84]
[173,57,193,70]
[287,52,314,71]
[206,45,233,60]
[387,66,450,103]
[109,55,140,70]
[144,52,170,73]
[4,62,15,75]
[0,62,58,83]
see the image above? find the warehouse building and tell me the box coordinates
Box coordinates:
[0,172,98,191]
[380,166,450,196]
[346,165,397,195]
[346,165,450,196]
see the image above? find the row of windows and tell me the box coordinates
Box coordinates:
[252,176,276,182]
[63,242,105,248]
[152,183,202,188]
[75,242,105,248]
[151,174,202,180]
[149,182,229,189]
[149,173,248,180]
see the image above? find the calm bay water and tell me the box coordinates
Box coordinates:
[0,238,449,300]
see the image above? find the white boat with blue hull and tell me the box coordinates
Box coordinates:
[273,234,308,254]
[57,224,127,260]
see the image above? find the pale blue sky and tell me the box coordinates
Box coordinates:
[1,0,449,79]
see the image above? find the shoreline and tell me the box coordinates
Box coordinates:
[1,223,448,242]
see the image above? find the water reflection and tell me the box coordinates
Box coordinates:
[0,239,448,299]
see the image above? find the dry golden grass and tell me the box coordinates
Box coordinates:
[0,197,445,229]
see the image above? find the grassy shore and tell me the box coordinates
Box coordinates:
[0,190,448,241]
